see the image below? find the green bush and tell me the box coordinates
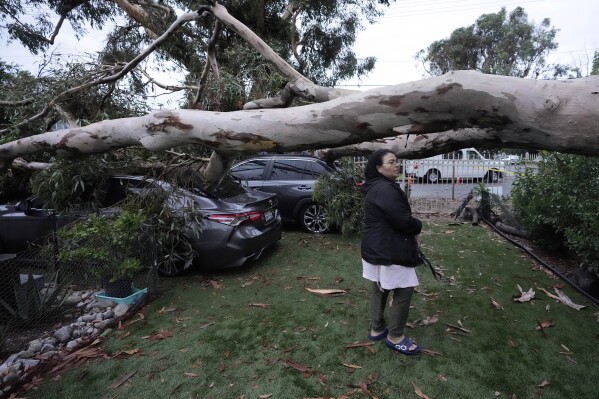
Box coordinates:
[313,159,363,236]
[511,153,599,276]
[57,210,146,281]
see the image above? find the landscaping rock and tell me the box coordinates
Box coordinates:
[54,326,73,343]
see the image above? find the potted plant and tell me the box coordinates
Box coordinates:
[58,210,146,298]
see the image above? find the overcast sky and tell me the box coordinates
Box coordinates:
[340,0,599,89]
[1,0,597,102]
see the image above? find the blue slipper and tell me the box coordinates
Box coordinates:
[384,336,421,355]
[368,327,388,341]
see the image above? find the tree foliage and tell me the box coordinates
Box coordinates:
[511,154,599,276]
[313,159,364,236]
[415,6,572,79]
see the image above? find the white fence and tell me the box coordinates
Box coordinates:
[353,154,539,215]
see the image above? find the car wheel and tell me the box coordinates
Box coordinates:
[299,203,329,234]
[426,169,440,184]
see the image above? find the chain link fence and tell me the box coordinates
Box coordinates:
[0,218,158,355]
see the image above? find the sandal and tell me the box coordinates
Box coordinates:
[384,336,421,355]
[368,327,388,341]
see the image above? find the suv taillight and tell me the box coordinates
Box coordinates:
[207,211,262,226]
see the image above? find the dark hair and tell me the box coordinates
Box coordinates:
[364,149,395,181]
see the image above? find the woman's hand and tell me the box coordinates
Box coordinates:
[415,235,421,248]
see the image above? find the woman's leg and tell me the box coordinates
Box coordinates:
[387,286,415,343]
[369,282,389,332]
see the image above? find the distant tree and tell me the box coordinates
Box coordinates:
[592,51,599,76]
[415,6,571,79]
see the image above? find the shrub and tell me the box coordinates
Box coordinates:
[313,159,363,236]
[511,153,599,276]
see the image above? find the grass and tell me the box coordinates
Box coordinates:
[24,218,598,399]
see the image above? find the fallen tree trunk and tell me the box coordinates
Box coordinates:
[2,71,599,185]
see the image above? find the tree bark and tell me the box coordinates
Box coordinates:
[2,71,598,183]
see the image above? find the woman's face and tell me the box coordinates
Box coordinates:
[377,152,400,180]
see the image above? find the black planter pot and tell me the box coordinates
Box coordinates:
[102,275,133,298]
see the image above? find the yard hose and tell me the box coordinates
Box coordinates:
[481,216,599,308]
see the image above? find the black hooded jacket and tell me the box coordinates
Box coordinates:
[360,176,423,266]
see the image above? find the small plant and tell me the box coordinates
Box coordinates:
[313,159,364,236]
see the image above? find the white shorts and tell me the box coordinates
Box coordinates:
[362,258,419,290]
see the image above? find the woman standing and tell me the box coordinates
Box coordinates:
[361,149,423,355]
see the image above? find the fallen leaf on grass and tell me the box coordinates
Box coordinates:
[157,306,177,314]
[535,320,554,330]
[259,395,272,399]
[142,328,173,341]
[108,370,137,389]
[248,303,269,309]
[420,315,439,326]
[537,379,550,388]
[538,287,560,301]
[514,285,535,303]
[345,341,374,349]
[315,373,328,385]
[421,348,443,357]
[305,287,346,297]
[112,348,141,358]
[184,372,199,377]
[438,373,448,382]
[412,382,432,399]
[208,279,224,289]
[282,358,312,378]
[490,297,504,310]
[199,321,215,329]
[442,323,471,334]
[342,363,362,370]
[554,288,586,310]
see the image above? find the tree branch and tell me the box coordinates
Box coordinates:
[0,11,202,135]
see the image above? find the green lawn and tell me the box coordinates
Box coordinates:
[27,218,598,399]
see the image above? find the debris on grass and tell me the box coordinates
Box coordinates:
[553,288,585,310]
[412,382,432,399]
[305,287,346,297]
[420,315,439,326]
[535,320,554,330]
[108,370,137,389]
[490,297,504,310]
[141,328,173,341]
[514,285,535,303]
[248,303,270,309]
[442,323,471,334]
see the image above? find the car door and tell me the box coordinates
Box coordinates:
[259,159,313,222]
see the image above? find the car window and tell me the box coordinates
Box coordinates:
[309,161,332,177]
[231,160,268,180]
[270,160,310,180]
[466,150,481,160]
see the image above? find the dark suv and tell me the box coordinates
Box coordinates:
[230,155,334,234]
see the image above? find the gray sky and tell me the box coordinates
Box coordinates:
[339,0,599,89]
[1,0,597,103]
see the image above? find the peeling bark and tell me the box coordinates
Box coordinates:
[2,71,599,186]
